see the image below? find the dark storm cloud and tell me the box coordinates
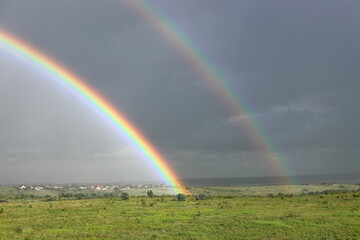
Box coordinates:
[0,0,359,183]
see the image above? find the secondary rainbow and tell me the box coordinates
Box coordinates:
[125,0,294,184]
[0,29,187,194]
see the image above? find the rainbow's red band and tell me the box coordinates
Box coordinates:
[0,29,187,194]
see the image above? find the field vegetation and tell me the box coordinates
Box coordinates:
[0,185,359,239]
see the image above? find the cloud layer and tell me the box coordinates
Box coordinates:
[1,0,359,183]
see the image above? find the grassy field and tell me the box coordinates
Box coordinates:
[189,183,360,197]
[0,186,359,240]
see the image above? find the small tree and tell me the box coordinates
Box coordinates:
[174,193,186,201]
[120,192,129,200]
[147,190,154,198]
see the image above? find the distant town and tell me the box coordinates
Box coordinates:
[16,183,173,191]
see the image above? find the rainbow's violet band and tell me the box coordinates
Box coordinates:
[126,0,293,184]
[0,29,187,194]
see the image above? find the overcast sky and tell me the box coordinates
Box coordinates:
[0,0,359,184]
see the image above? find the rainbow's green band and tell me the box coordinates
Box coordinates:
[126,0,292,183]
[0,29,187,194]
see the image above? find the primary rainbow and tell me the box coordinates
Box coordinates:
[0,29,187,194]
[126,0,294,184]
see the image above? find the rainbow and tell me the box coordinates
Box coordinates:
[125,0,293,184]
[0,29,187,194]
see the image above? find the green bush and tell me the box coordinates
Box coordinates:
[193,193,210,200]
[174,193,186,201]
[147,190,154,198]
[120,192,130,200]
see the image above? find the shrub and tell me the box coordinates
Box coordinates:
[43,197,56,202]
[73,193,86,200]
[147,190,154,198]
[193,193,210,200]
[120,192,130,200]
[174,193,186,201]
[60,193,73,198]
[104,193,115,198]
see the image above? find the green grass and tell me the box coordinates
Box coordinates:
[189,184,359,196]
[0,190,359,239]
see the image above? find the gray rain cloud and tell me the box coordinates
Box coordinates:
[0,0,359,184]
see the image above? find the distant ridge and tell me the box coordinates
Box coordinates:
[181,173,360,187]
